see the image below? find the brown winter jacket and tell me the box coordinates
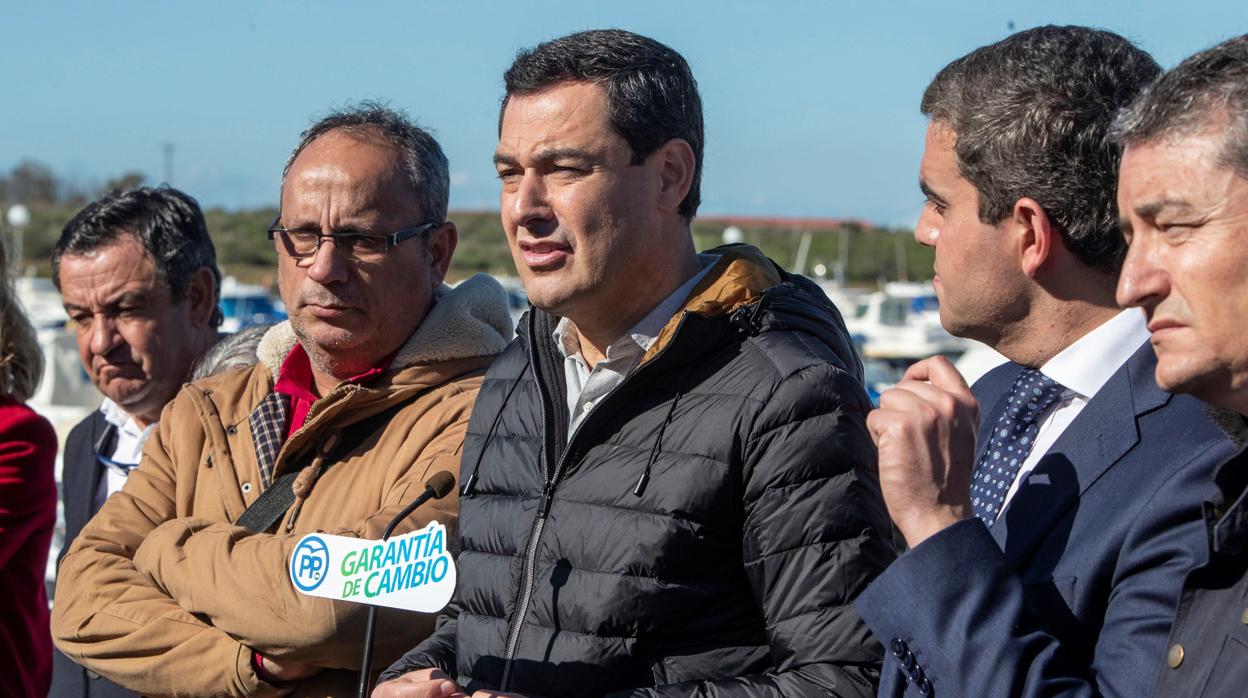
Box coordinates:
[51,275,511,698]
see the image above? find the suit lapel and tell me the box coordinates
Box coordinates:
[990,342,1167,565]
[67,411,107,534]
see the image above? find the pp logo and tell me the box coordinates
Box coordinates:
[291,536,330,592]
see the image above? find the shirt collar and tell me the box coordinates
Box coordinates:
[98,397,157,463]
[553,254,717,362]
[1039,308,1151,400]
[273,343,390,400]
[99,397,151,439]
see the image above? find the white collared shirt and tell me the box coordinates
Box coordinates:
[555,255,716,440]
[94,398,157,511]
[999,308,1152,513]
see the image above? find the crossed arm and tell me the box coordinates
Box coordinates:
[52,391,470,697]
[51,415,289,698]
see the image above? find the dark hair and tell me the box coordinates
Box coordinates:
[1111,34,1248,179]
[922,25,1160,272]
[53,186,223,326]
[284,101,450,225]
[502,29,704,221]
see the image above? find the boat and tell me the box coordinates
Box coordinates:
[838,281,970,361]
[218,277,286,333]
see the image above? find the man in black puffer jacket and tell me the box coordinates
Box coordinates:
[377,29,895,698]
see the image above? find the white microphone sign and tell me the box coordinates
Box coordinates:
[288,521,456,612]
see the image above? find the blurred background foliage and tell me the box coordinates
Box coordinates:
[1,160,934,289]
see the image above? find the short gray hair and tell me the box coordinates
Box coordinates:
[1111,34,1248,179]
[922,26,1160,272]
[283,102,450,224]
[191,324,267,381]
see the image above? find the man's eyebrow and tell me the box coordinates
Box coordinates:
[919,178,946,204]
[1134,198,1193,219]
[493,148,595,168]
[276,215,318,230]
[63,291,152,314]
[114,290,153,305]
[535,147,594,163]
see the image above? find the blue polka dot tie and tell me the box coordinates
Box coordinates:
[970,368,1066,525]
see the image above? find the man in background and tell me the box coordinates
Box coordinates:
[857,26,1237,696]
[1113,33,1248,694]
[51,186,222,698]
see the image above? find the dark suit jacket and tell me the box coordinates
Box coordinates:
[1152,421,1248,698]
[50,411,136,698]
[856,342,1238,697]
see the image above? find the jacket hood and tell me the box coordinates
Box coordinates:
[646,244,861,377]
[643,243,779,360]
[256,273,512,379]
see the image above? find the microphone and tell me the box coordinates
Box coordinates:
[358,471,456,698]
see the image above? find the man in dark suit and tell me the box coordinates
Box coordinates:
[51,186,222,698]
[855,26,1239,697]
[1113,34,1248,695]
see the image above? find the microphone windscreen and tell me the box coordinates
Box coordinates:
[425,471,456,499]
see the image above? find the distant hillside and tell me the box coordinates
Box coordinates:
[2,159,933,290]
[9,203,929,288]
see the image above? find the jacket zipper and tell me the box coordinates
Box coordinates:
[498,311,695,691]
[500,325,560,691]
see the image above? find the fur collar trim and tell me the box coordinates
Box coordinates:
[256,273,512,379]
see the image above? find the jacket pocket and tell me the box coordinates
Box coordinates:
[1199,634,1248,698]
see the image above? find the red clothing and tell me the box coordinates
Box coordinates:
[0,396,58,698]
[273,344,389,438]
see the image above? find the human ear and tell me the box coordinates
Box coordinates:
[186,267,218,327]
[1013,197,1057,277]
[424,222,458,289]
[655,138,695,214]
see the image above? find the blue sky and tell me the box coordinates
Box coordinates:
[2,1,1243,226]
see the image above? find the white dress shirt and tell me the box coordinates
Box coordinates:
[555,255,716,440]
[998,308,1152,514]
[94,398,157,511]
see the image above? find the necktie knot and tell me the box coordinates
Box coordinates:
[999,369,1064,436]
[971,368,1067,525]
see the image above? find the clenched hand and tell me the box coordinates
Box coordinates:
[866,356,980,548]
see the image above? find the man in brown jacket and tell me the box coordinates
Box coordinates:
[51,104,512,697]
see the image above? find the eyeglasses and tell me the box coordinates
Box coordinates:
[267,216,438,263]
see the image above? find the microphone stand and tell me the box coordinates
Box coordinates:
[357,472,455,698]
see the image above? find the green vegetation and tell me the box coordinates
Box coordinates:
[2,160,933,289]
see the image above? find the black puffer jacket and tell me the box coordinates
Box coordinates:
[383,246,896,696]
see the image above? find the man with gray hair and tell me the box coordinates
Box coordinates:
[1113,34,1248,694]
[856,26,1237,697]
[52,104,512,696]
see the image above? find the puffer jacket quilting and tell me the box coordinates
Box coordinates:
[384,246,897,697]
